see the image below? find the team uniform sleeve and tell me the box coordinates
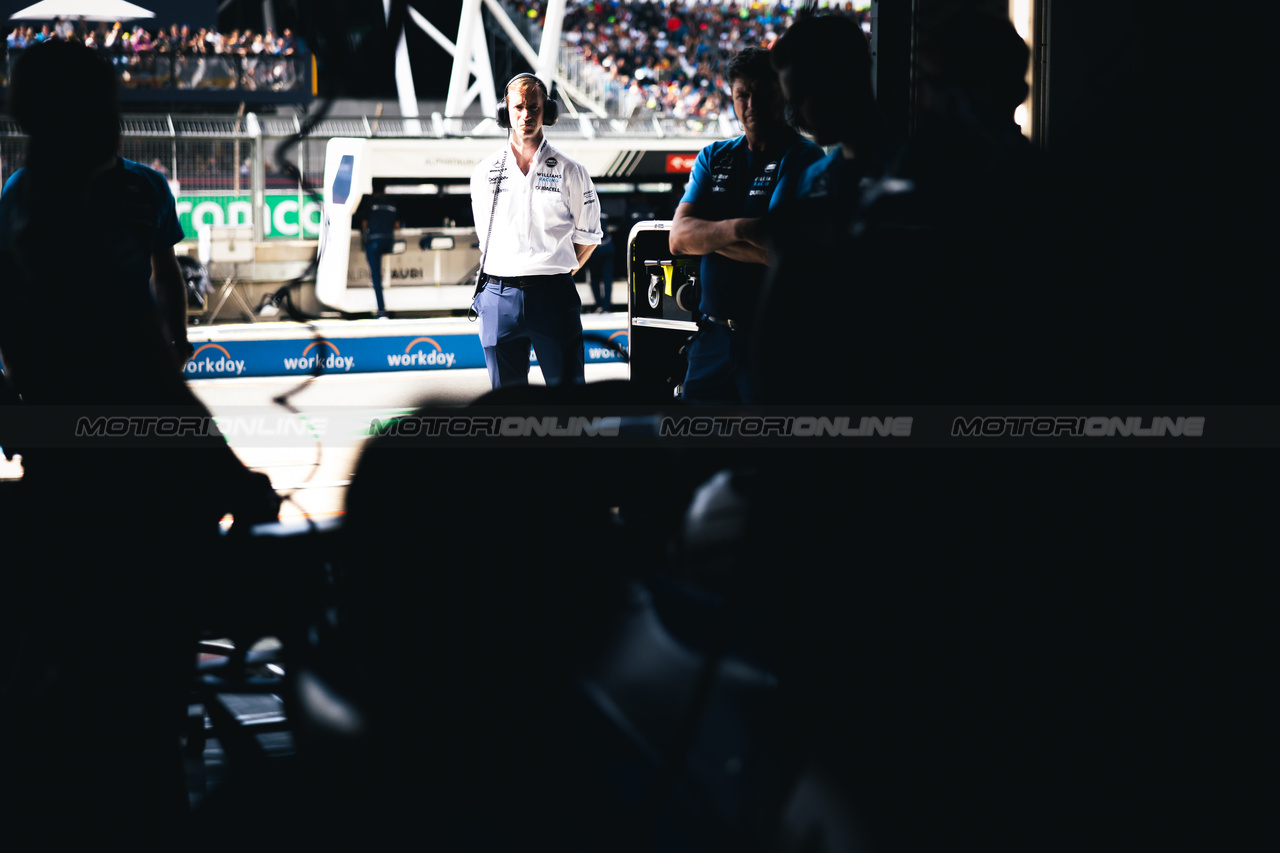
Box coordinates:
[679,143,717,207]
[568,163,602,246]
[773,168,802,208]
[154,174,185,249]
[769,143,827,212]
[1,169,23,198]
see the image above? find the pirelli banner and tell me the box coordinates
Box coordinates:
[175,192,323,240]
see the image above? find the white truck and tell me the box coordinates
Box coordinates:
[316,135,712,315]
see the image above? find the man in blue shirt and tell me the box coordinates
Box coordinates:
[668,47,823,405]
[361,194,399,318]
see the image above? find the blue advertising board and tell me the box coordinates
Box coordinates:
[177,327,629,379]
[0,326,628,379]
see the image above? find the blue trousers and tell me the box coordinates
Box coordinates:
[475,274,585,388]
[680,323,755,404]
[587,241,615,310]
[365,238,392,315]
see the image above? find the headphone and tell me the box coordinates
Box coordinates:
[496,72,559,128]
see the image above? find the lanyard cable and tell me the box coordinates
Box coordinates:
[468,149,508,322]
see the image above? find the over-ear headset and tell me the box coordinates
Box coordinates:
[496,72,559,128]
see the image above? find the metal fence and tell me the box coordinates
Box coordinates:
[0,109,735,243]
[2,49,311,97]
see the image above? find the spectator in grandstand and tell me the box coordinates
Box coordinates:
[667,46,822,404]
[0,39,279,851]
[103,20,121,54]
[156,22,180,52]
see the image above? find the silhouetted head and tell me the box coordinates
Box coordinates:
[9,39,120,175]
[770,14,876,147]
[917,13,1030,122]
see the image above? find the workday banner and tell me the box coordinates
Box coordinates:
[176,192,323,240]
[183,335,486,379]
[179,330,628,379]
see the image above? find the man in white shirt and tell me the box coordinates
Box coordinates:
[469,73,602,388]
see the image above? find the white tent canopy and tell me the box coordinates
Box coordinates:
[9,1,155,21]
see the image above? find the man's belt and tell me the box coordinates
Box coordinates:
[482,273,567,289]
[701,313,740,331]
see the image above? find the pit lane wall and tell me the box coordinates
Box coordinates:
[177,315,629,379]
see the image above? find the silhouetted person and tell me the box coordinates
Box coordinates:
[756,13,888,404]
[771,13,887,206]
[585,210,615,312]
[183,385,640,851]
[360,194,398,318]
[763,12,1100,407]
[737,14,1269,853]
[0,41,278,850]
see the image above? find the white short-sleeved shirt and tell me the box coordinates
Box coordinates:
[470,137,602,277]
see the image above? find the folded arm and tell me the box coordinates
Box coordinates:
[668,202,768,265]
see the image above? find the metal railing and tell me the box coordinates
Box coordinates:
[0,109,737,245]
[2,48,312,100]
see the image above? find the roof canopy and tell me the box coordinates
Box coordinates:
[9,1,155,22]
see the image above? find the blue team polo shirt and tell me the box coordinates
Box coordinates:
[1,157,185,320]
[680,131,823,326]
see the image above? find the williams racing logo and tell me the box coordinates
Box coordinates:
[535,171,562,193]
[749,164,780,197]
[283,340,354,372]
[185,343,246,377]
[386,337,458,369]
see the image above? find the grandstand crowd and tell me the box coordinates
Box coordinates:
[3,2,866,114]
[6,18,300,58]
[527,1,870,120]
[4,18,305,92]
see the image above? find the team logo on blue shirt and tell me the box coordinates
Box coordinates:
[749,166,780,197]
